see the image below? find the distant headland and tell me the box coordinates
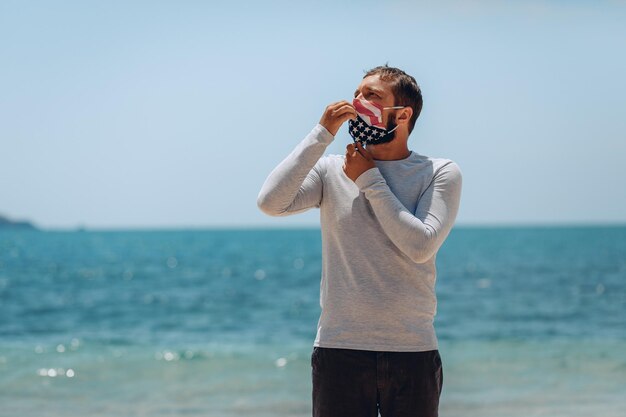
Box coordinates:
[0,214,38,230]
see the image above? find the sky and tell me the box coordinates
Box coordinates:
[1,0,625,229]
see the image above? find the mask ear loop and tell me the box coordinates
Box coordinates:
[380,106,404,142]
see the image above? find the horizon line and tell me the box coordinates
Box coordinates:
[8,221,626,232]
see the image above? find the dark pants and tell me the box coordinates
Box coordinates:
[311,347,443,417]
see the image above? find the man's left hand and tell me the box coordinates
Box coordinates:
[343,142,375,182]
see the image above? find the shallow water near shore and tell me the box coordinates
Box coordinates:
[1,227,625,416]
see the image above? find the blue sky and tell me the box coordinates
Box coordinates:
[1,0,625,229]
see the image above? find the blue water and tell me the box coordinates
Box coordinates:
[1,227,625,416]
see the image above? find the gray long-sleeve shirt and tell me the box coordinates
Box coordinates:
[257,124,462,351]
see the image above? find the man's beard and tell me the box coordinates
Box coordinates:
[383,114,397,143]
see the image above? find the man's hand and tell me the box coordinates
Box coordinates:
[319,101,357,136]
[343,141,375,182]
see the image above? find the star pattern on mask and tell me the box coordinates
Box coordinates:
[348,115,390,146]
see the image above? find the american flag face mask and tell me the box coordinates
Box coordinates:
[348,98,404,146]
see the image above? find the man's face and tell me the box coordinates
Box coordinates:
[353,74,396,126]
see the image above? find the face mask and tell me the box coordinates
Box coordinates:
[348,98,404,146]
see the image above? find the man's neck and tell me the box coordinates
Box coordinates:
[368,141,411,161]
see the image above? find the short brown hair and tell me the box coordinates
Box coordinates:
[364,65,423,134]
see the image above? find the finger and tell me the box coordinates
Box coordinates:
[328,100,352,111]
[331,104,357,118]
[335,109,358,125]
[355,141,372,160]
[346,143,358,157]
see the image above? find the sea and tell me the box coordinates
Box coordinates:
[1,226,625,417]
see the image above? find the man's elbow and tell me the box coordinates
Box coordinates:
[406,228,439,263]
[256,192,287,217]
[407,247,436,264]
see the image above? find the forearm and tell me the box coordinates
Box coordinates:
[257,124,333,216]
[355,163,462,263]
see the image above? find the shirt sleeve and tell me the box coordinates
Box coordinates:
[354,161,463,263]
[257,124,334,216]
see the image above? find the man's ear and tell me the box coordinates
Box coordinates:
[397,107,413,126]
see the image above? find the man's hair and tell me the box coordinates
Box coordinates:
[364,65,423,134]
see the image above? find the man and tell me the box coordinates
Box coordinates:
[257,65,462,417]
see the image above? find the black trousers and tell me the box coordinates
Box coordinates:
[311,347,443,417]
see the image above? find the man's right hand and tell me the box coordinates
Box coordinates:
[319,101,357,136]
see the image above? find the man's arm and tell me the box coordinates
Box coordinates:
[355,161,463,263]
[256,124,332,216]
[257,101,357,216]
